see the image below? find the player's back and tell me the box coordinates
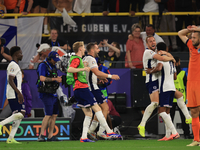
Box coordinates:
[82,55,99,90]
[158,60,176,92]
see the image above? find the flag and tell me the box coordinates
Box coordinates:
[0,17,44,69]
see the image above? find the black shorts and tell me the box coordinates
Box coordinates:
[32,0,49,9]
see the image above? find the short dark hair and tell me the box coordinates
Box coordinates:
[112,42,120,50]
[157,42,166,51]
[10,46,21,56]
[86,43,96,52]
[146,24,155,30]
[174,56,180,63]
[193,31,200,38]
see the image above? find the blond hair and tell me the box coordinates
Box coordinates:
[73,41,84,53]
[131,23,142,32]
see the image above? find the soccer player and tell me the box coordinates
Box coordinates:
[0,46,25,144]
[67,41,121,142]
[83,43,120,140]
[138,35,175,137]
[146,42,180,141]
[178,25,200,146]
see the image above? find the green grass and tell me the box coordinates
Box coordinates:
[0,139,199,150]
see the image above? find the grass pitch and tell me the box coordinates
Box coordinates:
[0,139,199,150]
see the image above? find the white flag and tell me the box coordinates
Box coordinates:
[0,17,44,69]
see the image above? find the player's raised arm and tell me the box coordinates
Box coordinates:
[177,25,200,44]
[91,67,120,80]
[178,29,190,44]
[67,66,90,73]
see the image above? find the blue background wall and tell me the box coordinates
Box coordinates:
[0,68,131,108]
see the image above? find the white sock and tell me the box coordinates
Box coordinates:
[0,112,24,126]
[140,102,158,126]
[8,119,22,140]
[44,24,48,30]
[89,120,99,132]
[81,116,92,139]
[177,96,191,119]
[159,112,177,135]
[165,114,171,138]
[95,111,113,134]
[98,124,106,135]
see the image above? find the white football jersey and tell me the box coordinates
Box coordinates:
[157,60,176,92]
[143,49,158,83]
[6,61,22,99]
[82,55,99,90]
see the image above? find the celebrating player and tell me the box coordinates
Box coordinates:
[138,36,175,137]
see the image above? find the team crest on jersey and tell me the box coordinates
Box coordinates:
[150,51,153,54]
[92,61,96,64]
[153,86,157,89]
[10,68,14,72]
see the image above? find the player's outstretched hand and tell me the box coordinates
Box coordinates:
[84,67,90,72]
[112,74,120,80]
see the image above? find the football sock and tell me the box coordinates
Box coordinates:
[98,124,106,135]
[95,111,113,134]
[140,102,158,126]
[81,116,92,139]
[8,119,22,140]
[192,117,199,142]
[159,112,177,135]
[0,112,24,126]
[177,96,191,119]
[89,120,99,132]
[165,114,171,138]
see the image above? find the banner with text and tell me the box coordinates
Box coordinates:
[50,16,139,52]
[0,118,71,141]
